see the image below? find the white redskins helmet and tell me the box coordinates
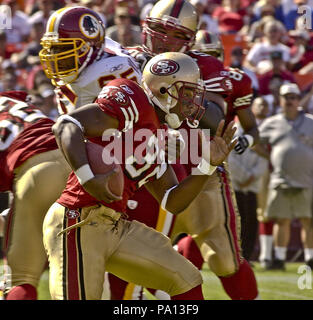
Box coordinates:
[142,52,207,129]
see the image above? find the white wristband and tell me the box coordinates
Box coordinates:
[75,164,95,185]
[196,159,217,175]
[244,134,254,148]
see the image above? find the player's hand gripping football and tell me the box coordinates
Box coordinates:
[83,169,123,203]
[202,120,237,166]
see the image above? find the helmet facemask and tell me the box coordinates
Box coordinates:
[39,33,93,84]
[142,17,196,55]
[165,81,206,125]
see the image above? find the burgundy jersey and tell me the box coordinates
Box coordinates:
[0,91,57,191]
[224,67,253,126]
[188,51,232,95]
[57,78,168,213]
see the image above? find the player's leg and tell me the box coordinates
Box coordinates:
[4,150,71,300]
[106,186,166,300]
[106,165,185,300]
[43,204,126,300]
[106,219,204,299]
[173,166,259,299]
[209,166,259,299]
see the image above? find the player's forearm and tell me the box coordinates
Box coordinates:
[165,175,209,215]
[52,121,89,171]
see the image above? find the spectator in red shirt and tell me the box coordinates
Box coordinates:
[258,51,296,95]
[288,30,313,73]
[212,0,246,34]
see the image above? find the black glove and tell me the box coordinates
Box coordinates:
[234,135,249,154]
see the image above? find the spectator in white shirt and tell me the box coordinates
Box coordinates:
[2,0,31,44]
[245,20,290,74]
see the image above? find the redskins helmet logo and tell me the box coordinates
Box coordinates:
[150,59,180,76]
[79,14,100,39]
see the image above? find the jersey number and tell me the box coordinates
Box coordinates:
[98,68,139,88]
[0,97,45,150]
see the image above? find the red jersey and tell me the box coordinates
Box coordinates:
[188,50,232,95]
[0,91,57,191]
[224,67,253,126]
[57,78,168,213]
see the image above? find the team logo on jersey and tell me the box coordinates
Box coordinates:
[66,209,80,219]
[150,59,180,76]
[127,200,138,210]
[79,14,100,39]
[99,87,129,106]
[110,64,124,73]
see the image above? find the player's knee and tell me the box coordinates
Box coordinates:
[207,253,238,277]
[166,268,203,297]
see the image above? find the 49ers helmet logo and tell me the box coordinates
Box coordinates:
[150,59,180,76]
[79,14,100,39]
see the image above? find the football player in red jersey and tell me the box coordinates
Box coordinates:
[44,52,237,300]
[0,91,71,300]
[107,0,261,300]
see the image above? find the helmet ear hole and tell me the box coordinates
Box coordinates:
[160,87,167,94]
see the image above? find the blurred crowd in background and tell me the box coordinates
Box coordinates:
[0,0,313,266]
[1,0,313,118]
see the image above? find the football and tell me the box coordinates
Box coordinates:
[86,141,124,197]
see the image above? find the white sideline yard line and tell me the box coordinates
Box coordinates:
[259,288,313,300]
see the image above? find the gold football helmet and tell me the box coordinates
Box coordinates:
[39,6,105,85]
[142,0,199,55]
[142,52,206,128]
[192,30,224,62]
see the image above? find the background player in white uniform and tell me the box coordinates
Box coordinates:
[39,6,141,114]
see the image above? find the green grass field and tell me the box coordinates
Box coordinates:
[1,259,312,300]
[28,262,312,300]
